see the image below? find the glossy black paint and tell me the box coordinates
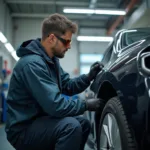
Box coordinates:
[88,28,150,149]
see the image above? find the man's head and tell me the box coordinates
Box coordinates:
[41,13,78,58]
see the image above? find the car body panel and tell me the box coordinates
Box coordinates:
[87,28,150,149]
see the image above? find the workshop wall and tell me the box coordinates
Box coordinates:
[0,0,16,70]
[122,0,150,29]
[79,28,111,54]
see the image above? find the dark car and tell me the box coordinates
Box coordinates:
[85,28,150,150]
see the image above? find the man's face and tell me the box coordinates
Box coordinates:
[52,31,72,58]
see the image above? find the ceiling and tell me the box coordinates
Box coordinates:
[5,0,143,35]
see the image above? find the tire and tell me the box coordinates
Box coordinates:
[97,97,137,150]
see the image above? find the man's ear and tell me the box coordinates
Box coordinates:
[48,34,55,43]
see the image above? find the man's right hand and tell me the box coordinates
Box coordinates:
[85,98,104,111]
[87,61,104,81]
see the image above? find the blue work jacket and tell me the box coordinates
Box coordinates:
[5,38,90,146]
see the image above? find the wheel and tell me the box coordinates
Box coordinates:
[97,97,137,150]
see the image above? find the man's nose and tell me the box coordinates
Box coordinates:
[67,43,71,49]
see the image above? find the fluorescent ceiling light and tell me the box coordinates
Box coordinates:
[64,8,94,14]
[77,36,113,42]
[5,43,15,53]
[0,31,18,61]
[63,8,126,15]
[0,32,7,43]
[11,51,19,61]
[95,10,126,15]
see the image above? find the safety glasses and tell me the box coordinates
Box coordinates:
[55,35,71,46]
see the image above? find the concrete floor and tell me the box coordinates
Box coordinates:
[0,125,92,150]
[0,125,15,150]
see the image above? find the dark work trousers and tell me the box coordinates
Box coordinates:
[15,116,91,150]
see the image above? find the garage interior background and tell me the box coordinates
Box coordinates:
[1,0,150,75]
[1,0,150,149]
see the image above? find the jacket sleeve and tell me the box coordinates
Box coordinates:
[60,67,91,96]
[21,61,87,117]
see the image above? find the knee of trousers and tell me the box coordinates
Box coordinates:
[82,118,91,130]
[59,117,82,134]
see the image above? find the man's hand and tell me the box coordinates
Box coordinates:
[85,98,103,111]
[87,61,104,81]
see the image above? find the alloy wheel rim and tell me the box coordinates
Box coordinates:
[99,113,122,150]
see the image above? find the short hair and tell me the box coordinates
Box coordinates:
[41,13,78,40]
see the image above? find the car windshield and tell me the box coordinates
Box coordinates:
[123,28,150,47]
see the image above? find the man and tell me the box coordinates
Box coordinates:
[5,13,103,150]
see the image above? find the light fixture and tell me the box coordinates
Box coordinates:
[4,43,14,53]
[0,30,18,61]
[63,8,126,15]
[64,8,95,14]
[11,51,19,61]
[0,32,7,43]
[95,10,126,15]
[77,36,113,42]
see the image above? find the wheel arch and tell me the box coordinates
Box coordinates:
[97,81,118,101]
[94,81,118,142]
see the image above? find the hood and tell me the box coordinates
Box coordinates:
[16,38,53,63]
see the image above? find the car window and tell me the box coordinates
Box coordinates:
[121,28,150,49]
